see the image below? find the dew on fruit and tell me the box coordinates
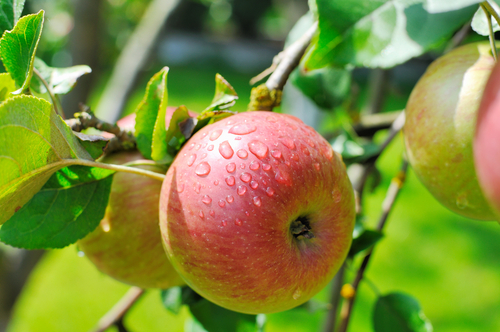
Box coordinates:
[292,289,302,300]
[194,182,201,194]
[262,179,268,186]
[262,164,271,171]
[214,180,219,186]
[248,140,269,159]
[249,161,260,171]
[275,166,292,186]
[281,138,296,150]
[227,195,234,203]
[301,144,311,156]
[240,172,252,183]
[210,210,215,217]
[219,200,226,208]
[305,138,316,148]
[456,193,469,209]
[237,186,247,196]
[253,196,262,207]
[208,145,214,151]
[187,154,197,167]
[229,123,257,135]
[221,220,227,227]
[250,181,259,189]
[210,129,223,141]
[291,153,299,161]
[235,218,243,226]
[195,162,211,176]
[200,153,207,159]
[225,176,236,186]
[271,149,282,159]
[266,116,277,123]
[266,187,275,197]
[245,211,250,216]
[219,141,234,159]
[226,162,236,173]
[101,220,111,232]
[314,163,321,171]
[177,183,185,193]
[202,195,212,205]
[195,144,201,150]
[235,137,242,140]
[188,143,195,150]
[199,211,205,219]
[240,163,245,169]
[237,149,248,159]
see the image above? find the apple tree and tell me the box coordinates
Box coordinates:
[0,0,500,331]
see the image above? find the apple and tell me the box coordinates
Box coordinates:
[77,112,185,289]
[404,42,496,220]
[474,58,500,219]
[159,111,355,314]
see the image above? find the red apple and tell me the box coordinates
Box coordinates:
[474,58,500,219]
[404,42,496,220]
[159,111,355,314]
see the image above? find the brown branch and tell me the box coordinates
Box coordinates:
[336,158,409,332]
[89,287,144,332]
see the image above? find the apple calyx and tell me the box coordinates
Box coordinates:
[290,216,314,240]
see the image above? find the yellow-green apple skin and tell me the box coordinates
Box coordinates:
[474,57,500,220]
[159,111,355,314]
[404,42,496,220]
[77,150,184,289]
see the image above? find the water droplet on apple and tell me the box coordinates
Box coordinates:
[235,137,242,140]
[194,182,201,194]
[275,166,292,186]
[250,181,259,189]
[227,195,234,203]
[225,176,236,186]
[271,149,282,159]
[202,195,212,205]
[188,143,195,150]
[248,140,269,159]
[219,200,226,208]
[301,144,311,156]
[249,161,260,171]
[314,163,320,171]
[208,145,214,151]
[305,138,316,148]
[195,162,211,176]
[237,186,247,196]
[292,289,302,300]
[229,123,257,135]
[245,211,250,216]
[221,220,227,226]
[281,138,296,150]
[266,187,275,197]
[240,163,245,169]
[253,196,262,207]
[200,153,207,160]
[214,180,219,185]
[456,194,469,209]
[177,184,185,193]
[210,129,223,141]
[210,210,215,216]
[240,172,252,183]
[266,116,277,123]
[195,144,201,150]
[262,164,271,171]
[219,141,234,159]
[291,153,299,161]
[237,149,248,159]
[187,154,197,166]
[226,163,236,173]
[199,211,204,219]
[235,218,242,226]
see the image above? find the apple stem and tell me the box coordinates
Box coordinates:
[481,3,498,62]
[335,158,408,332]
[72,159,166,182]
[89,286,144,332]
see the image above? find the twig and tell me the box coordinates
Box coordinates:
[363,69,389,115]
[248,21,318,111]
[481,3,497,61]
[33,68,64,118]
[336,158,409,332]
[322,264,346,332]
[89,287,144,332]
[71,159,166,182]
[444,20,471,53]
[482,1,500,28]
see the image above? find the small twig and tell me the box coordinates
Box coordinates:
[363,69,389,115]
[322,264,346,332]
[483,1,500,28]
[336,158,409,332]
[445,20,471,53]
[481,3,498,61]
[33,67,64,118]
[73,159,166,182]
[89,287,144,332]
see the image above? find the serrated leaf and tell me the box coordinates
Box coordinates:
[0,0,26,32]
[0,10,44,93]
[151,67,170,162]
[306,0,476,69]
[373,292,433,332]
[202,74,238,113]
[31,57,91,95]
[134,67,168,160]
[0,95,92,224]
[163,105,192,160]
[349,229,384,257]
[0,166,114,249]
[471,6,500,36]
[73,132,109,160]
[0,72,16,102]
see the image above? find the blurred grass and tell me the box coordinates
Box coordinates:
[7,66,500,332]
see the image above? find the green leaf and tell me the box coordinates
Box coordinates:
[423,0,483,13]
[161,287,183,315]
[0,72,16,102]
[0,166,114,249]
[0,0,26,32]
[471,6,500,36]
[31,57,92,95]
[0,95,92,224]
[73,132,109,160]
[373,292,433,332]
[202,73,238,113]
[331,131,380,165]
[349,229,384,257]
[163,105,193,160]
[0,10,44,93]
[134,67,168,160]
[306,0,476,69]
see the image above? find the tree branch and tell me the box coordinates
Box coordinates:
[89,287,144,332]
[336,158,409,332]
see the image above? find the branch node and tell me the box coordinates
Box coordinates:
[248,84,282,111]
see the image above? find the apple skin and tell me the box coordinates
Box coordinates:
[77,151,185,289]
[404,42,496,220]
[474,58,500,219]
[159,111,355,314]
